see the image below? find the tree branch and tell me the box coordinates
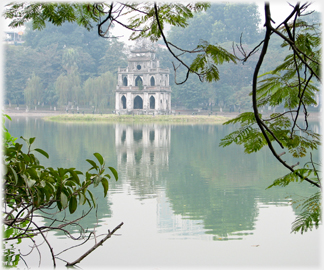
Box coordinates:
[66,222,124,267]
[252,3,320,188]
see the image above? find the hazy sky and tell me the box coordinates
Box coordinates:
[1,1,322,41]
[257,0,322,24]
[110,0,323,44]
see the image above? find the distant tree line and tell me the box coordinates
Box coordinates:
[4,20,127,111]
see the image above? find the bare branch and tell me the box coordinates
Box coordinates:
[263,110,298,121]
[66,222,124,267]
[32,220,56,268]
[55,232,94,257]
[310,153,321,186]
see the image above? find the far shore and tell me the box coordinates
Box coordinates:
[44,113,232,124]
[3,108,237,123]
[4,108,321,123]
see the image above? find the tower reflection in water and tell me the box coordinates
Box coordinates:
[115,124,170,199]
[114,123,245,240]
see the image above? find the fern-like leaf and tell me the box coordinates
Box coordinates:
[291,191,321,234]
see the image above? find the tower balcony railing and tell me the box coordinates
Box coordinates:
[118,67,170,73]
[117,86,171,91]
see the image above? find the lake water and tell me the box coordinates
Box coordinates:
[6,116,322,269]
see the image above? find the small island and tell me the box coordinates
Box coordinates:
[45,113,231,124]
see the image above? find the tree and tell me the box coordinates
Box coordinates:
[24,73,43,108]
[165,3,263,111]
[2,114,123,267]
[4,42,64,107]
[167,3,261,48]
[98,39,128,75]
[55,73,69,106]
[219,3,321,233]
[22,16,111,77]
[4,45,38,107]
[83,71,117,110]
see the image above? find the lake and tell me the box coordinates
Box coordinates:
[5,116,322,269]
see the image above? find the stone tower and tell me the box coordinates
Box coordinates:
[115,41,171,114]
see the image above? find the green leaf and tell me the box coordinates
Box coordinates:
[34,148,49,159]
[4,227,14,238]
[79,193,86,205]
[27,168,38,180]
[22,175,36,188]
[86,159,98,170]
[267,168,313,189]
[29,137,36,145]
[69,196,78,214]
[8,166,18,184]
[93,152,104,166]
[60,193,68,209]
[67,169,81,185]
[20,136,28,144]
[104,173,111,179]
[101,178,109,197]
[22,153,31,163]
[4,114,12,121]
[108,167,118,181]
[87,190,96,207]
[93,175,102,187]
[291,192,321,234]
[58,168,68,178]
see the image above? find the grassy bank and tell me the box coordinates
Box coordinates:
[45,113,232,124]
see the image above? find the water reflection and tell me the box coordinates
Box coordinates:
[6,118,320,241]
[115,124,170,199]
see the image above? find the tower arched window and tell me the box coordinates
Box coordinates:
[150,96,155,109]
[123,77,128,86]
[121,95,126,109]
[150,76,155,86]
[135,76,143,87]
[134,95,143,109]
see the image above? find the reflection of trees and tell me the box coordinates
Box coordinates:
[166,168,258,239]
[115,123,171,199]
[166,124,320,239]
[15,119,117,170]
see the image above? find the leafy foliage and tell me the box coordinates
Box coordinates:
[4,137,116,214]
[4,2,104,30]
[219,3,321,233]
[268,166,321,234]
[291,191,321,234]
[2,114,119,267]
[256,71,319,109]
[189,41,237,82]
[127,2,210,42]
[268,164,321,234]
[267,169,317,189]
[220,14,321,156]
